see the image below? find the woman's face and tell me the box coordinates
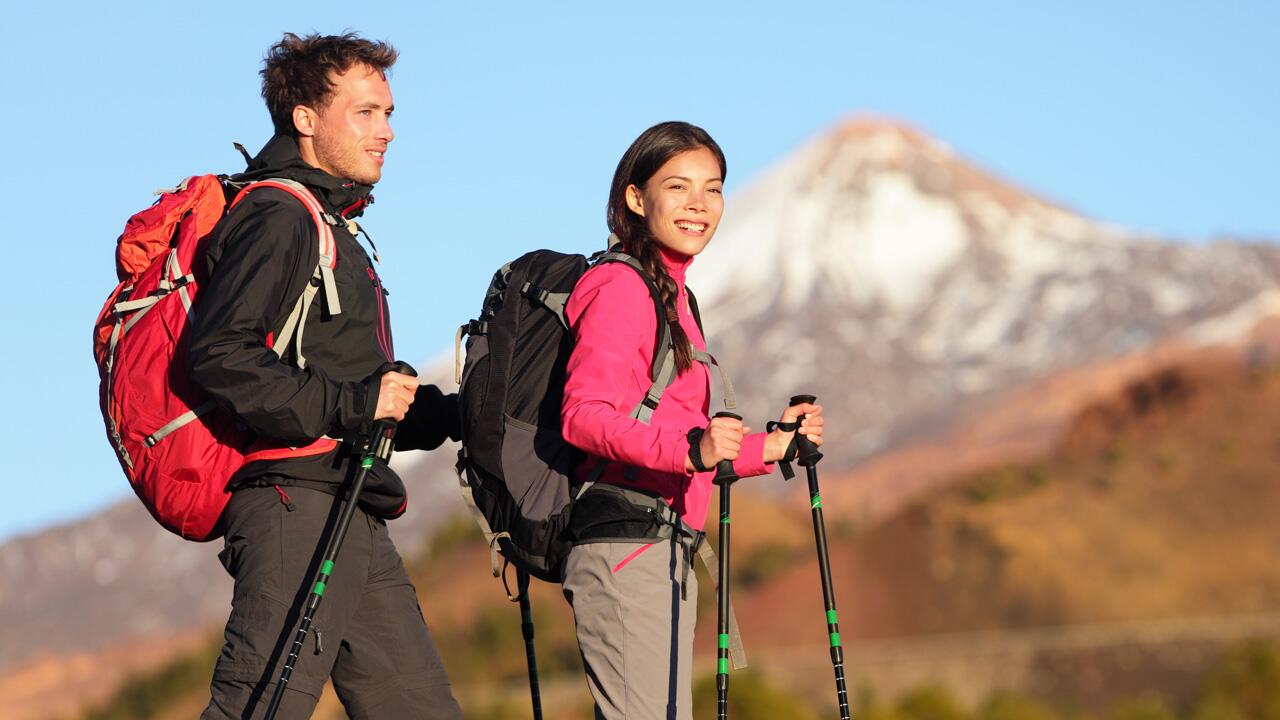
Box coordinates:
[626,147,724,258]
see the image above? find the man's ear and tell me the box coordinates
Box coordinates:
[293,105,318,138]
[625,184,645,217]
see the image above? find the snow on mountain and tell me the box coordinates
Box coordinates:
[691,118,1280,464]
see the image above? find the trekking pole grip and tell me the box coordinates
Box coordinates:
[789,394,823,467]
[368,361,415,459]
[711,411,742,485]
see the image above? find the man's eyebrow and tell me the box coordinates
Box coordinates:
[355,101,393,111]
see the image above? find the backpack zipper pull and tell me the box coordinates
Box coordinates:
[314,626,324,655]
[346,219,381,263]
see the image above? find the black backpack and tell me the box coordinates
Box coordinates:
[454,243,700,585]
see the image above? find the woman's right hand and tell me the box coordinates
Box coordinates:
[686,415,748,472]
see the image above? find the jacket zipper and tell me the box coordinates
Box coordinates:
[367,267,393,361]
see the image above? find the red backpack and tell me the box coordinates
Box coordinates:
[92,175,340,541]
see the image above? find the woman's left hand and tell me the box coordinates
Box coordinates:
[763,402,824,463]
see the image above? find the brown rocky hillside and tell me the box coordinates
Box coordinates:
[746,337,1280,710]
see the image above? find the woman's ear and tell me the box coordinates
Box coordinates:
[625,184,645,217]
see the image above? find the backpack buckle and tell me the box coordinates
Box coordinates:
[521,282,551,306]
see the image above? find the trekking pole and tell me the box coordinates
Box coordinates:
[263,365,414,719]
[712,411,742,720]
[516,569,544,720]
[788,394,851,720]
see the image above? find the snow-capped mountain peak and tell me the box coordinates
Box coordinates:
[690,117,1280,464]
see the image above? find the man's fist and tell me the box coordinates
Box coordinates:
[374,371,419,422]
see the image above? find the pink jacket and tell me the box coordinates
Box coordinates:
[560,247,772,531]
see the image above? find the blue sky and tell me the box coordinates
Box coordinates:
[1,1,1276,543]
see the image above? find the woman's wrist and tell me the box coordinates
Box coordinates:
[763,430,786,463]
[685,426,709,472]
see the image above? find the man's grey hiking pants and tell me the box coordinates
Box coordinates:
[200,485,462,720]
[563,539,699,720]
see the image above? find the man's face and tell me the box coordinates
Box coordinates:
[304,64,394,184]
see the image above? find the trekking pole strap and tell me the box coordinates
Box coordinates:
[765,419,801,481]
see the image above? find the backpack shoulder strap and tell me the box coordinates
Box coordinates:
[592,251,671,379]
[229,179,341,369]
[592,251,676,425]
[687,286,704,335]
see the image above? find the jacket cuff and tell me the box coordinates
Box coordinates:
[443,392,462,442]
[732,432,772,478]
[334,378,375,436]
[396,386,461,451]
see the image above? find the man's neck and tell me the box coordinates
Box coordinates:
[295,136,336,178]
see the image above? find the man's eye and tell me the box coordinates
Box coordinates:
[709,187,723,194]
[669,184,685,191]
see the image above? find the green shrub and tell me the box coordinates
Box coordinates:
[1194,639,1280,720]
[82,637,219,720]
[423,513,486,564]
[691,669,819,720]
[979,691,1062,720]
[1106,695,1175,720]
[898,685,970,720]
[737,542,802,590]
[1191,696,1248,720]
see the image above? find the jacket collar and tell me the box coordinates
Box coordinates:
[235,134,374,219]
[658,245,694,288]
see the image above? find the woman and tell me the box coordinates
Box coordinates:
[560,121,825,719]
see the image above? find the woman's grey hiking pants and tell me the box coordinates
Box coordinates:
[200,485,462,720]
[563,539,699,720]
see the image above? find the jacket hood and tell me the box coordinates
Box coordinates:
[234,134,374,219]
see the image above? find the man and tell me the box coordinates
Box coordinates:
[188,32,462,719]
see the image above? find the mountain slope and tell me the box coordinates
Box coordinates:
[740,337,1280,709]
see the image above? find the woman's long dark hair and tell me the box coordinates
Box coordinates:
[607,121,727,374]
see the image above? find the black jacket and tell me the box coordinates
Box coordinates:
[187,135,457,507]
